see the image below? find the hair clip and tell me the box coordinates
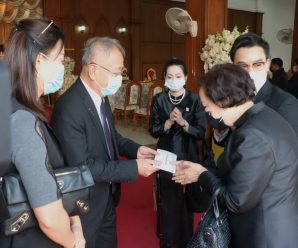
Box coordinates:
[13,22,23,32]
[38,20,54,38]
[33,20,54,46]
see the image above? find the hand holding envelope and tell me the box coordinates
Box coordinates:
[154,149,177,173]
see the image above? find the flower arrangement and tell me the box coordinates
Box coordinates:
[59,56,78,95]
[200,27,248,73]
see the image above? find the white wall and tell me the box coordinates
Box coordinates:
[228,0,296,70]
[228,0,265,12]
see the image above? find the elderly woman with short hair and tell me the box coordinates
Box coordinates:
[173,63,298,248]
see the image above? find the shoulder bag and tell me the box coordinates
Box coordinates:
[0,164,94,236]
[187,188,231,248]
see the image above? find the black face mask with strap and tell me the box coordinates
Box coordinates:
[206,112,229,131]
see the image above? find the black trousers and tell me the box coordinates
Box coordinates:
[155,171,194,248]
[84,189,117,248]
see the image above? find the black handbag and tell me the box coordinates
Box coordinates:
[0,165,94,236]
[187,189,231,248]
[185,182,212,213]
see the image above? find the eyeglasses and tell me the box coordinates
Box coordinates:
[236,61,266,72]
[89,62,123,77]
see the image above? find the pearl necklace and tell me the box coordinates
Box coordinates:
[168,89,186,105]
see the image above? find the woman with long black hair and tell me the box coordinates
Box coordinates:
[0,19,85,248]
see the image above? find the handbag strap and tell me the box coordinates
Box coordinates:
[0,162,11,177]
[206,188,221,220]
[0,178,10,220]
[0,62,11,177]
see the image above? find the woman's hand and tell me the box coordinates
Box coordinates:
[172,161,207,185]
[164,119,174,131]
[70,216,86,248]
[171,107,185,126]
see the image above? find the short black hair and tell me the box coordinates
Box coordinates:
[229,33,270,62]
[271,58,283,67]
[163,58,188,76]
[200,63,255,108]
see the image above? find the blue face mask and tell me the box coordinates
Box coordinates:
[39,53,65,95]
[101,75,122,96]
[43,63,65,95]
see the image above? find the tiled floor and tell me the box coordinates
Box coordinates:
[115,122,157,146]
[115,120,224,159]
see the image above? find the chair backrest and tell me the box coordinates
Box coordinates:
[146,68,157,81]
[146,81,164,114]
[124,81,142,108]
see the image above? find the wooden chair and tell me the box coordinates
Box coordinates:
[133,81,164,129]
[146,68,157,81]
[113,81,142,126]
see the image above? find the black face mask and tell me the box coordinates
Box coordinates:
[206,112,229,131]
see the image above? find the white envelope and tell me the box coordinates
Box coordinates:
[154,149,177,173]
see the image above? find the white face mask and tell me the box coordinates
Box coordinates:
[101,74,122,96]
[39,56,65,95]
[249,70,267,92]
[165,78,186,92]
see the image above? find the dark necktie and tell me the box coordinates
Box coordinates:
[100,99,115,160]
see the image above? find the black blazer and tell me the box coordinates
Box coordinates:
[288,74,298,98]
[51,78,140,244]
[269,68,288,90]
[255,80,298,136]
[200,102,298,248]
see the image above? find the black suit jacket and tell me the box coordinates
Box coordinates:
[255,80,298,136]
[288,73,298,98]
[51,78,140,244]
[269,68,288,90]
[201,103,298,248]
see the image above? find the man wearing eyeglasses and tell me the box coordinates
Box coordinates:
[51,37,160,248]
[212,32,298,144]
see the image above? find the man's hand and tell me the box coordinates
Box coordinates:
[172,161,207,185]
[136,159,160,177]
[137,146,158,159]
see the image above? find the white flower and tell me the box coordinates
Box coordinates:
[201,27,248,73]
[223,43,231,52]
[226,34,234,43]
